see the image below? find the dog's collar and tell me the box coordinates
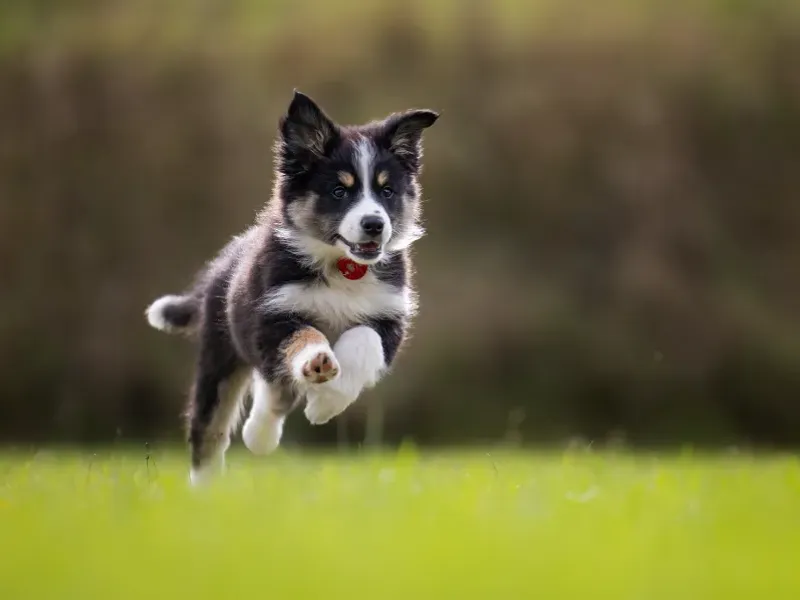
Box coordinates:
[336,257,368,280]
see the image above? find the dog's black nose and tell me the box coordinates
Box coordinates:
[360,215,384,237]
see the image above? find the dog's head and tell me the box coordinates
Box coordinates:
[274,91,438,265]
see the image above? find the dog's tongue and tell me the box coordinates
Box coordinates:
[337,257,368,280]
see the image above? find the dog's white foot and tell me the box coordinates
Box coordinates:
[242,412,284,455]
[242,370,287,455]
[189,452,226,487]
[304,386,354,425]
[189,467,211,487]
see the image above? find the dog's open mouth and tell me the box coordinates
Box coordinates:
[335,236,382,260]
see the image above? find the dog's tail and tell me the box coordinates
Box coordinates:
[145,292,201,336]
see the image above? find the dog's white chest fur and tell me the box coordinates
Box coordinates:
[261,273,412,341]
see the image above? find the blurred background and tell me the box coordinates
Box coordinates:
[2,0,800,451]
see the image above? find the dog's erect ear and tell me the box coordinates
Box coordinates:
[279,90,338,167]
[381,109,439,170]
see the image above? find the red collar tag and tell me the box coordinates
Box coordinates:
[337,257,368,280]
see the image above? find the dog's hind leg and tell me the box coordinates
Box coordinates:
[188,365,249,486]
[242,371,297,456]
[186,277,247,486]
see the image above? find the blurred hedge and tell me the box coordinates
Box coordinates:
[2,0,800,448]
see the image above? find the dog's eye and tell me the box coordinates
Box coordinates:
[381,186,394,199]
[331,186,347,200]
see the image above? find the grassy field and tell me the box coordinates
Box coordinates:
[1,447,799,599]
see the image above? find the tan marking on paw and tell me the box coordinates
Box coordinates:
[283,327,327,362]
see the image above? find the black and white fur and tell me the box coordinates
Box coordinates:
[145,91,438,484]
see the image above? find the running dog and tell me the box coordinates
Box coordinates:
[145,91,438,484]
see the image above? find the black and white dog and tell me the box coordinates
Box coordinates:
[145,91,438,484]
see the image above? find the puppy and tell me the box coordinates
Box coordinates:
[145,91,438,484]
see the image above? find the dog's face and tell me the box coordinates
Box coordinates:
[275,91,438,265]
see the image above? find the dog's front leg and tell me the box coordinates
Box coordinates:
[305,319,405,425]
[243,319,340,454]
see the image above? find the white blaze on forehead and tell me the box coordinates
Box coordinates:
[337,137,392,245]
[355,137,376,189]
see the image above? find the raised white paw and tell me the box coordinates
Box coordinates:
[242,413,284,455]
[301,349,340,385]
[304,387,354,425]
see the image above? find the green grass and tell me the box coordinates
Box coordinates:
[1,447,799,599]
